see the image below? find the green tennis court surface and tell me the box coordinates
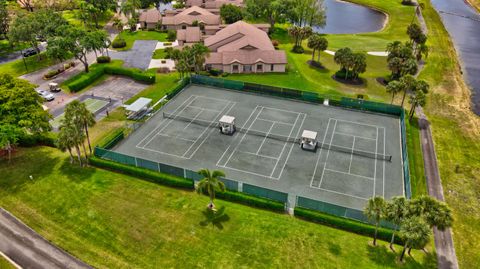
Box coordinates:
[51,98,109,129]
[113,85,404,211]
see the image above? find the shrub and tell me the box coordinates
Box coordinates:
[163,42,172,46]
[291,45,304,54]
[104,66,156,84]
[221,72,230,77]
[216,191,285,212]
[272,40,279,47]
[89,156,194,189]
[44,69,61,79]
[294,207,403,244]
[97,56,111,63]
[167,30,176,41]
[112,38,127,48]
[18,132,57,147]
[208,69,222,76]
[68,68,105,92]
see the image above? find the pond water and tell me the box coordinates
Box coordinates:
[431,0,480,115]
[314,0,386,34]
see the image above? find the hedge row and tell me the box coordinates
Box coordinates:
[216,190,285,213]
[89,156,194,189]
[68,68,105,92]
[294,207,403,245]
[104,66,155,84]
[96,128,125,149]
[19,132,57,147]
[68,65,156,92]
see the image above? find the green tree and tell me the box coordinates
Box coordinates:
[386,41,418,80]
[112,17,124,31]
[384,196,408,250]
[0,74,51,133]
[288,26,312,53]
[364,196,386,246]
[0,124,22,163]
[351,52,367,79]
[17,0,34,12]
[386,80,403,104]
[408,81,429,120]
[399,75,416,107]
[196,168,226,210]
[408,196,453,231]
[399,216,431,262]
[56,124,76,164]
[220,4,243,24]
[290,0,326,28]
[60,101,88,166]
[121,0,141,19]
[307,34,328,63]
[191,43,210,74]
[0,0,9,40]
[245,0,294,28]
[85,0,116,28]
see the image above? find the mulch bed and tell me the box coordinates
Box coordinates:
[331,75,364,86]
[307,60,326,70]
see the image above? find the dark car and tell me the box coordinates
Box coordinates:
[23,48,38,57]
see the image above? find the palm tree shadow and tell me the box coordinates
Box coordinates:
[199,206,230,230]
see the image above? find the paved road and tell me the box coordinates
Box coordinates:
[110,40,157,70]
[0,43,47,64]
[0,208,91,269]
[417,107,459,269]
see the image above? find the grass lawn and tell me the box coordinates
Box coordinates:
[152,49,166,59]
[0,53,56,77]
[62,10,114,29]
[0,40,29,58]
[113,31,168,51]
[406,117,426,197]
[0,255,15,269]
[0,146,436,268]
[126,72,180,105]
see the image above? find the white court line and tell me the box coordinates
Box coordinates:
[311,186,369,200]
[156,133,195,143]
[373,127,378,196]
[136,95,197,147]
[217,163,275,179]
[348,136,356,173]
[329,143,377,155]
[270,112,300,177]
[318,120,338,188]
[398,119,405,196]
[334,131,377,141]
[274,113,306,180]
[189,102,237,159]
[324,168,375,181]
[186,105,221,113]
[310,118,332,187]
[139,146,190,159]
[179,109,204,132]
[260,105,303,115]
[182,101,232,158]
[335,118,384,129]
[218,106,260,167]
[256,122,275,154]
[383,127,386,197]
[256,117,295,126]
[236,150,279,160]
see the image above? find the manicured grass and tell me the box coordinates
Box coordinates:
[0,39,29,58]
[126,72,180,105]
[0,53,56,77]
[0,255,15,269]
[415,1,480,267]
[62,10,114,29]
[152,49,166,59]
[406,117,427,197]
[113,31,168,51]
[0,147,435,268]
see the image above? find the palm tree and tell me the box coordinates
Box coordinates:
[409,196,453,231]
[196,168,226,210]
[399,75,416,107]
[386,80,403,104]
[364,196,386,246]
[399,216,431,262]
[191,43,210,74]
[112,17,124,31]
[56,126,75,164]
[288,25,302,48]
[76,102,96,155]
[307,35,319,62]
[408,90,426,120]
[315,36,328,62]
[384,196,408,250]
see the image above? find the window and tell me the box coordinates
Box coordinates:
[243,65,252,72]
[257,64,263,72]
[182,25,187,29]
[271,64,274,71]
[232,65,239,72]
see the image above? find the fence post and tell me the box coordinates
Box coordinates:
[238,182,243,192]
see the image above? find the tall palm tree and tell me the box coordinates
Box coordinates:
[196,168,226,210]
[307,34,320,62]
[56,126,75,164]
[364,196,386,246]
[399,74,416,107]
[386,80,403,104]
[408,90,426,120]
[384,196,408,250]
[399,216,431,262]
[77,102,96,155]
[288,25,302,47]
[191,43,210,74]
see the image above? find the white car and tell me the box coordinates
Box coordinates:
[37,89,55,101]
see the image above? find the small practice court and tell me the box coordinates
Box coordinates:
[51,97,110,129]
[114,85,405,210]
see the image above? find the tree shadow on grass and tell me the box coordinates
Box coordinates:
[199,206,230,230]
[366,244,436,269]
[327,242,342,256]
[58,157,96,183]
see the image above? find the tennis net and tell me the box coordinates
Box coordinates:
[162,112,392,161]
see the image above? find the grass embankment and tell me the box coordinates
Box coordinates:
[0,53,55,77]
[0,147,435,268]
[62,10,114,29]
[0,255,15,269]
[0,40,29,58]
[418,1,480,267]
[465,0,480,12]
[113,31,168,51]
[229,0,416,102]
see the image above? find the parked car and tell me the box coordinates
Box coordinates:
[37,89,55,101]
[49,82,61,92]
[23,48,38,57]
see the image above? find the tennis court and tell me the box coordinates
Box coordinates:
[51,97,110,129]
[113,85,405,210]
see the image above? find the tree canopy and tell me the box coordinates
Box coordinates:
[0,74,51,133]
[220,4,243,24]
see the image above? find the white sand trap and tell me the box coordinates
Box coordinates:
[155,40,179,50]
[324,50,336,55]
[367,51,388,56]
[148,59,176,70]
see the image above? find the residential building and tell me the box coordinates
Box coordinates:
[161,6,221,30]
[139,9,161,29]
[204,21,287,73]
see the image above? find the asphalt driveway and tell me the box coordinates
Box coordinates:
[109,40,157,70]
